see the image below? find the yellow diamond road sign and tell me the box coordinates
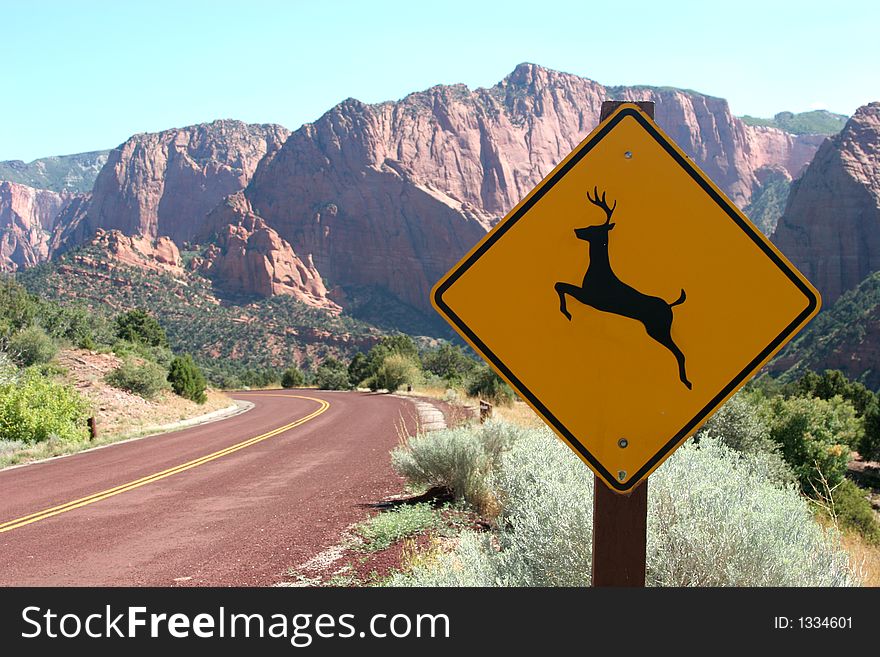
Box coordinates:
[431,103,821,492]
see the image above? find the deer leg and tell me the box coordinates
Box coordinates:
[667,338,692,390]
[647,325,692,390]
[554,282,578,320]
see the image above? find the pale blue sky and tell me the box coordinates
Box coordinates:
[2,0,877,161]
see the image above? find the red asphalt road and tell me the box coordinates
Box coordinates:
[0,391,418,586]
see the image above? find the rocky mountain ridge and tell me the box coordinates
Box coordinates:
[3,64,841,317]
[0,181,74,271]
[0,150,109,193]
[246,63,828,311]
[773,102,880,305]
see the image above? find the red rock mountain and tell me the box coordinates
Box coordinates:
[246,63,824,310]
[19,65,830,313]
[51,120,290,251]
[773,102,880,304]
[0,181,74,271]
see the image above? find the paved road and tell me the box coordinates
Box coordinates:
[0,390,417,586]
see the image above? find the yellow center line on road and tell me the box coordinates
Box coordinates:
[0,394,330,535]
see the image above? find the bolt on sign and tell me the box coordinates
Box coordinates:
[432,102,820,492]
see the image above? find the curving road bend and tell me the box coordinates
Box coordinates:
[0,391,418,586]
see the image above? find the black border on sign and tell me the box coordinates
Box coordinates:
[432,107,819,492]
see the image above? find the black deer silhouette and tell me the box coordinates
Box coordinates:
[554,187,692,390]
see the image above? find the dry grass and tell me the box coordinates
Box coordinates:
[401,384,548,430]
[814,513,880,587]
[492,400,545,428]
[400,384,455,401]
[841,530,880,586]
[95,388,233,437]
[398,535,454,574]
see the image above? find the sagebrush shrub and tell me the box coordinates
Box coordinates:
[106,358,169,400]
[391,421,523,513]
[647,438,853,586]
[390,425,857,587]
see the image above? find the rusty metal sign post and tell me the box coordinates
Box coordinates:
[591,101,650,587]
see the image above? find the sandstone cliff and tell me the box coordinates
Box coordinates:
[0,181,73,271]
[247,63,825,312]
[197,193,338,310]
[51,120,290,252]
[773,102,880,304]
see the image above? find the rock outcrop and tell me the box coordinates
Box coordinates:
[773,102,880,304]
[85,228,183,276]
[198,193,338,310]
[0,181,73,271]
[247,63,825,312]
[51,120,290,252]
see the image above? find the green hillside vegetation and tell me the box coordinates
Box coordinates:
[744,171,792,235]
[740,110,848,135]
[770,271,880,389]
[0,150,110,192]
[16,245,384,387]
[0,277,210,465]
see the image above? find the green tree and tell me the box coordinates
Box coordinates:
[421,342,476,384]
[314,357,351,390]
[0,277,37,335]
[167,354,207,404]
[378,334,419,360]
[364,334,420,382]
[796,369,880,461]
[281,366,305,389]
[114,309,168,348]
[797,369,875,415]
[240,368,280,388]
[760,395,862,494]
[372,353,420,393]
[38,301,111,348]
[467,366,515,406]
[348,352,371,388]
[829,479,880,544]
[8,326,57,367]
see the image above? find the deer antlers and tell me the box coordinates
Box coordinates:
[586,186,616,224]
